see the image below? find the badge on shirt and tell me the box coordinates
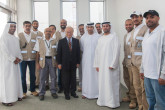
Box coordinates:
[21,51,27,53]
[31,39,36,43]
[127,42,131,45]
[136,36,143,40]
[37,36,42,39]
[32,51,36,53]
[134,52,142,56]
[53,56,56,59]
[52,45,57,48]
[40,57,43,61]
[128,55,131,59]
[137,42,142,48]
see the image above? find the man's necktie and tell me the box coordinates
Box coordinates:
[69,38,72,51]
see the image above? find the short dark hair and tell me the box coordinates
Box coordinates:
[32,20,38,24]
[78,24,84,28]
[49,24,56,30]
[95,23,101,27]
[23,21,31,25]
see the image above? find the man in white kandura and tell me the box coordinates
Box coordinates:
[0,22,23,106]
[94,22,120,108]
[80,22,100,99]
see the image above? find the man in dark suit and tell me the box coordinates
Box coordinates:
[57,26,80,100]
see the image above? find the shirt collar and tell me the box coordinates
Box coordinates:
[43,36,54,41]
[149,25,161,34]
[135,23,144,30]
[66,37,72,42]
[32,30,38,34]
[23,31,31,36]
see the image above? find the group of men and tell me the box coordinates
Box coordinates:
[122,10,165,110]
[0,9,165,110]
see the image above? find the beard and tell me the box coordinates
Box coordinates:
[103,30,110,33]
[147,21,157,29]
[33,27,38,30]
[61,25,66,30]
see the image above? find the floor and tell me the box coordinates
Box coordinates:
[0,85,137,110]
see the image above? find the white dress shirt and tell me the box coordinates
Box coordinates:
[60,31,66,38]
[126,32,131,44]
[142,25,162,79]
[23,32,31,43]
[52,32,56,39]
[34,37,54,56]
[133,23,144,40]
[32,30,38,35]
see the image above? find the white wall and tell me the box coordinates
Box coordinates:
[17,0,32,33]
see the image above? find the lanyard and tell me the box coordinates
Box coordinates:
[45,40,50,48]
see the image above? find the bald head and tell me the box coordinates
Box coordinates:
[65,26,74,38]
[60,19,67,30]
[125,19,134,33]
[44,28,51,39]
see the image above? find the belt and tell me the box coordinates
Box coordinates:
[45,56,52,59]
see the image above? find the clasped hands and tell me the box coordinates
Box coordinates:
[14,57,21,64]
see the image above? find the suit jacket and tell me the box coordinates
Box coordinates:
[57,37,80,71]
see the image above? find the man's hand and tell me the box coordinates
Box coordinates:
[158,78,165,85]
[58,65,62,70]
[55,64,58,68]
[36,63,41,70]
[77,64,80,68]
[140,73,144,80]
[14,57,21,64]
[109,67,113,70]
[96,67,99,72]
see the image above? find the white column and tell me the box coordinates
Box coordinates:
[48,0,61,29]
[77,0,90,25]
[16,0,32,33]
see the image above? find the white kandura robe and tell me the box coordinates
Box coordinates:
[93,33,120,108]
[80,33,99,99]
[0,34,23,103]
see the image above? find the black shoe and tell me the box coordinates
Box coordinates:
[65,95,70,100]
[35,85,39,88]
[52,93,58,99]
[39,95,44,101]
[71,94,79,98]
[58,89,63,93]
[45,85,49,90]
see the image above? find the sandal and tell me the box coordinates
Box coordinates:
[82,95,86,99]
[2,102,13,106]
[18,98,22,101]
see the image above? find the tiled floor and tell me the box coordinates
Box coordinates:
[0,85,137,110]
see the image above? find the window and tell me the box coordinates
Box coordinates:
[62,2,77,36]
[34,2,48,32]
[0,0,17,36]
[0,0,8,5]
[0,12,8,37]
[90,1,104,23]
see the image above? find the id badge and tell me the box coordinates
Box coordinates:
[128,55,131,59]
[137,42,142,48]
